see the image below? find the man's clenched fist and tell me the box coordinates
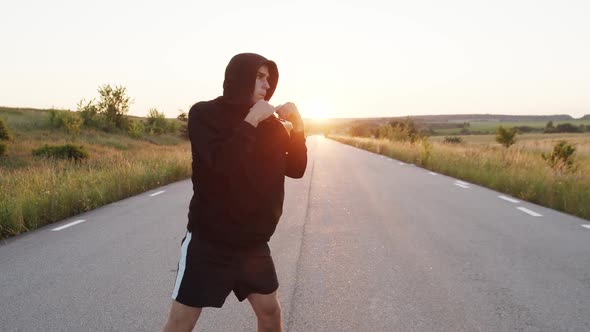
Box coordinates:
[276,102,304,133]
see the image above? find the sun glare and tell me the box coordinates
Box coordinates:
[300,100,334,120]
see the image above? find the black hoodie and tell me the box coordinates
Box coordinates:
[186,53,307,248]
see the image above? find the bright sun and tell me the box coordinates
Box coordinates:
[300,100,334,120]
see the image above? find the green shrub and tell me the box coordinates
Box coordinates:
[77,98,100,127]
[32,144,89,161]
[0,142,7,156]
[443,136,462,144]
[128,120,145,139]
[76,85,131,132]
[496,126,517,148]
[146,108,168,135]
[0,118,12,141]
[49,110,83,137]
[542,140,576,172]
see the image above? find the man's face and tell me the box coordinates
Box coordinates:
[251,65,271,105]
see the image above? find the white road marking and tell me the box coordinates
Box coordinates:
[454,183,470,189]
[517,207,543,217]
[455,180,470,186]
[582,225,590,230]
[498,195,520,203]
[398,162,405,165]
[51,220,86,231]
[150,190,165,197]
[429,172,437,175]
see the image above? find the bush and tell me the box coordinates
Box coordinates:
[496,126,517,148]
[127,120,145,139]
[32,144,89,161]
[97,84,131,130]
[49,110,83,137]
[443,136,463,144]
[555,123,580,133]
[177,111,188,122]
[76,85,131,132]
[179,123,189,140]
[0,142,7,156]
[0,118,12,141]
[146,108,168,135]
[542,141,576,172]
[77,98,100,127]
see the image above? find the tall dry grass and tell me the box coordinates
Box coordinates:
[330,135,590,221]
[0,143,191,239]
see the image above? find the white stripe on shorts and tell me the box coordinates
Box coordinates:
[172,231,192,300]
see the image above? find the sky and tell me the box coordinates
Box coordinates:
[1,0,589,119]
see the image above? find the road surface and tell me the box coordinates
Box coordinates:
[1,136,589,331]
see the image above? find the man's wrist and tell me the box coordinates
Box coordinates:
[244,113,259,127]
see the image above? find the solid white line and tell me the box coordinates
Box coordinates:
[51,219,86,231]
[455,180,470,186]
[429,172,437,175]
[582,225,590,230]
[517,207,543,217]
[454,183,470,189]
[150,190,165,197]
[498,195,520,203]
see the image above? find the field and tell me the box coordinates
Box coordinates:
[0,108,191,239]
[433,119,590,135]
[329,133,590,221]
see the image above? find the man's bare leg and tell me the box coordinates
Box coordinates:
[162,300,202,332]
[248,290,283,332]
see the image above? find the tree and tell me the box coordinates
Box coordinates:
[177,110,188,122]
[96,84,131,130]
[544,120,556,133]
[496,126,517,148]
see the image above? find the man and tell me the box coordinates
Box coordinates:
[162,53,307,332]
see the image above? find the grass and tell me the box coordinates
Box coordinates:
[0,107,191,239]
[329,134,590,221]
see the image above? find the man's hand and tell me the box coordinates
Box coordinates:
[244,100,276,127]
[276,102,304,133]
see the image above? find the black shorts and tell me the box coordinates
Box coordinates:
[171,230,279,308]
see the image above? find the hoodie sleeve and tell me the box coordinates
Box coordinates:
[189,104,257,175]
[285,130,307,178]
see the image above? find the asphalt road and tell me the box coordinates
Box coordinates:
[1,135,589,331]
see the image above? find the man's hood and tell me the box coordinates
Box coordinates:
[222,53,279,106]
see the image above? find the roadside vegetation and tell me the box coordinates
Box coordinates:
[328,118,589,221]
[0,85,191,240]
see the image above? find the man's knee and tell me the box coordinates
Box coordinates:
[162,300,202,332]
[259,301,282,320]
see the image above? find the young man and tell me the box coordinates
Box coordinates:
[162,53,307,332]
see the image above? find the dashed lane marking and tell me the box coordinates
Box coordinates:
[51,220,86,231]
[150,191,166,197]
[498,195,520,203]
[517,207,543,217]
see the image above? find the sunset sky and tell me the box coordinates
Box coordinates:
[1,0,589,119]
